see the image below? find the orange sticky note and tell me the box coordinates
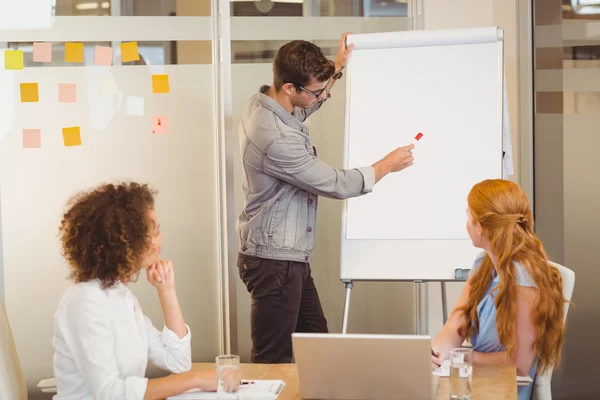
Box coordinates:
[20,83,39,102]
[152,116,169,134]
[23,129,41,148]
[5,50,24,70]
[94,45,112,66]
[58,83,77,103]
[65,42,84,63]
[33,43,52,62]
[152,74,170,94]
[62,126,82,147]
[120,42,140,63]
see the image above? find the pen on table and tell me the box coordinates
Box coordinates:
[241,381,255,385]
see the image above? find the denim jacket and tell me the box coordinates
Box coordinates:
[237,86,375,262]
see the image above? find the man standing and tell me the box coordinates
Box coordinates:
[237,34,415,363]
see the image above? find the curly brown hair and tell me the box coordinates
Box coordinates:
[273,40,335,90]
[59,182,157,289]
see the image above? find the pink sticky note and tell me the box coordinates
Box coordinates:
[152,116,169,134]
[58,83,77,103]
[94,45,113,66]
[23,129,41,148]
[33,42,52,62]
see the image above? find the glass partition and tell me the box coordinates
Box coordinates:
[0,0,222,392]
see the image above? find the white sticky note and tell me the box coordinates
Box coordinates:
[126,96,144,116]
[98,74,118,96]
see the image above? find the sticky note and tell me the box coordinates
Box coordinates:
[94,45,112,66]
[62,126,82,147]
[65,42,84,63]
[23,129,41,148]
[58,83,77,103]
[152,74,170,94]
[152,116,169,134]
[33,43,52,62]
[20,83,39,102]
[120,42,140,63]
[5,50,24,70]
[98,74,118,96]
[126,96,144,116]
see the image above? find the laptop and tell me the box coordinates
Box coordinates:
[292,333,438,400]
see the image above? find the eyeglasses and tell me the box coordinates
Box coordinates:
[290,80,332,100]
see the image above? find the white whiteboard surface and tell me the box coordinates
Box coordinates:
[341,27,503,281]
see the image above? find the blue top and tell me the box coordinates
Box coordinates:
[469,254,538,400]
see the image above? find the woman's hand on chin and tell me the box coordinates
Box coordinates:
[147,260,176,291]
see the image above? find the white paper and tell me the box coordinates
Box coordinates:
[167,380,285,400]
[502,71,514,178]
[348,27,500,51]
[126,96,145,116]
[345,42,502,240]
[432,359,451,376]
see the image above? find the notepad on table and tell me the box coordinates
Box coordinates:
[432,360,533,386]
[432,359,450,377]
[167,380,285,399]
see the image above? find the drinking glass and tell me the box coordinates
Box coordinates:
[449,348,473,400]
[216,354,241,399]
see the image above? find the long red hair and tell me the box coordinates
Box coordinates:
[457,179,567,374]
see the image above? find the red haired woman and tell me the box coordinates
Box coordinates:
[432,179,567,400]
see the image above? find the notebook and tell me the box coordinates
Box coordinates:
[166,380,285,399]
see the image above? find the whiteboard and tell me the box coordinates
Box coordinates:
[341,27,503,281]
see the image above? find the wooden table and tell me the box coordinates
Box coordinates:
[192,363,517,399]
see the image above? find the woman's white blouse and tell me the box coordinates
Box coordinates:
[52,279,192,400]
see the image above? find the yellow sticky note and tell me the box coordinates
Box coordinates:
[5,50,24,70]
[152,74,170,94]
[65,42,84,63]
[120,42,140,63]
[20,83,39,102]
[62,126,82,147]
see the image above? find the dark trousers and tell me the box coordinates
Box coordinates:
[237,253,329,363]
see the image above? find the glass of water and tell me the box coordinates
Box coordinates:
[216,354,241,400]
[449,348,473,400]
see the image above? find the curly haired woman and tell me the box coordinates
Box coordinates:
[431,179,568,400]
[52,182,238,400]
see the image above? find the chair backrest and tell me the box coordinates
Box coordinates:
[532,261,575,400]
[0,294,28,400]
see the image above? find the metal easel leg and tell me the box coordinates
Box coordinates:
[441,281,448,325]
[341,281,353,334]
[414,281,429,335]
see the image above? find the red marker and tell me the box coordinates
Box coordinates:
[412,132,424,146]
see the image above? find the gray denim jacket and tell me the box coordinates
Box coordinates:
[237,86,375,262]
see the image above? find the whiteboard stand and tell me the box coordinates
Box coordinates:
[441,282,448,325]
[339,26,504,335]
[414,280,428,335]
[341,280,353,333]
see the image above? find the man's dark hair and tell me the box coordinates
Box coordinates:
[273,40,335,91]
